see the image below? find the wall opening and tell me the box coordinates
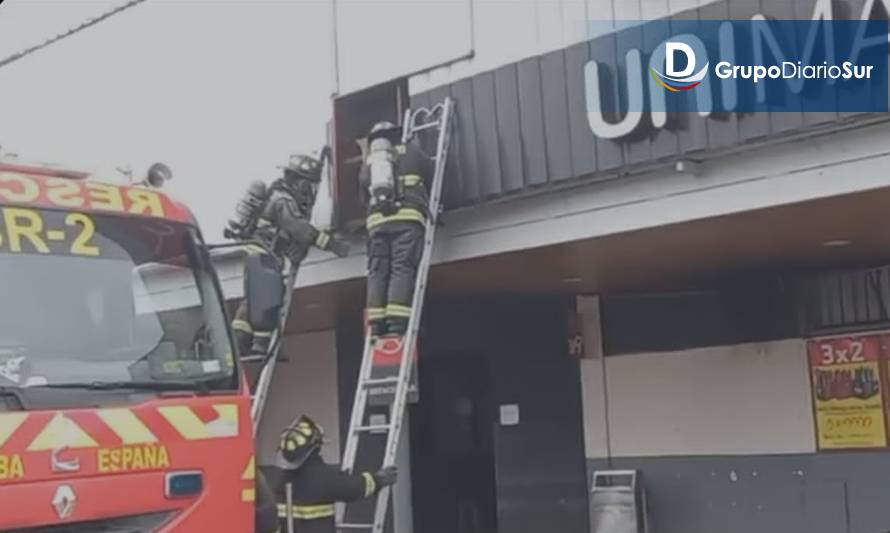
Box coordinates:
[332,78,409,232]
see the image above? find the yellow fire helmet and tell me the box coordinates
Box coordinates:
[276,415,324,470]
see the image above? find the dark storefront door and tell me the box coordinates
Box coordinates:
[409,352,498,533]
[491,358,590,533]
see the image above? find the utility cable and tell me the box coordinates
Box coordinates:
[0,0,149,70]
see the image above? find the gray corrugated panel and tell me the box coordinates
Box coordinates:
[517,56,549,187]
[451,78,481,206]
[731,0,771,142]
[409,90,431,121]
[840,273,857,325]
[671,13,710,155]
[767,0,805,135]
[701,1,740,148]
[829,0,867,121]
[642,20,680,162]
[796,0,841,127]
[427,84,463,208]
[590,32,627,171]
[564,41,599,178]
[472,71,504,198]
[539,49,574,181]
[494,64,526,193]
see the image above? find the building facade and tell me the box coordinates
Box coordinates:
[207,1,890,532]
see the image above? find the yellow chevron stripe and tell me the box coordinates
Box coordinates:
[97,409,157,444]
[157,404,239,440]
[28,413,98,451]
[242,488,255,502]
[242,456,255,480]
[0,413,27,449]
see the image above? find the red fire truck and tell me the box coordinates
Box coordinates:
[0,161,275,531]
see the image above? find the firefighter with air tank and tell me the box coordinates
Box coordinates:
[226,152,349,359]
[359,120,433,341]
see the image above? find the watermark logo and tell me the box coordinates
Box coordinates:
[650,42,709,92]
[584,16,889,140]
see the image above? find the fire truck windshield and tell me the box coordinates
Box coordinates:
[0,207,237,396]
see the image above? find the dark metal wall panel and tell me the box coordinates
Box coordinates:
[472,72,504,198]
[766,0,805,135]
[833,0,870,121]
[422,298,591,533]
[539,49,575,182]
[730,0,772,142]
[671,13,710,155]
[426,85,464,208]
[451,78,481,205]
[700,0,740,149]
[588,452,890,533]
[494,64,526,193]
[396,0,876,209]
[486,303,590,533]
[591,33,629,171]
[799,266,890,335]
[516,57,549,187]
[565,41,599,178]
[642,21,681,162]
[797,0,842,127]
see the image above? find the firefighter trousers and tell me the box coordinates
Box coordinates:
[366,221,425,335]
[232,300,273,358]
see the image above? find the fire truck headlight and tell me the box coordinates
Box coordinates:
[165,470,203,498]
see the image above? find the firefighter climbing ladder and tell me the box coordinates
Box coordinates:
[251,147,334,430]
[338,97,455,533]
[250,259,299,431]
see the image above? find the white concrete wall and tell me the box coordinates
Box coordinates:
[256,330,341,465]
[409,0,721,94]
[580,335,817,458]
[577,296,611,458]
[606,340,816,457]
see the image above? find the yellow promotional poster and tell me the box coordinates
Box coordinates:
[808,334,888,450]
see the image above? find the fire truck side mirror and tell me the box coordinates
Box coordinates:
[244,253,285,336]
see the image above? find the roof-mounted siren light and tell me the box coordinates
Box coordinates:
[142,162,173,189]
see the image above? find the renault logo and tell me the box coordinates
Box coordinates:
[52,484,76,520]
[51,444,80,473]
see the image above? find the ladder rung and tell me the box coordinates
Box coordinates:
[338,523,373,530]
[361,377,400,389]
[411,121,441,132]
[354,424,390,434]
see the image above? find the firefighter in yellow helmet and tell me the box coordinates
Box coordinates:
[274,415,397,533]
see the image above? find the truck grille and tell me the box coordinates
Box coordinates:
[3,511,174,533]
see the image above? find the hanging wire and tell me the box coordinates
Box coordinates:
[0,0,149,70]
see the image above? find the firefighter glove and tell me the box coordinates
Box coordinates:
[329,237,350,258]
[374,466,398,488]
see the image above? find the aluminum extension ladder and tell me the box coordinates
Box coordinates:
[337,97,455,533]
[250,260,299,432]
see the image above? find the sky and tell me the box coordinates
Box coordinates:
[0,0,472,238]
[0,0,336,238]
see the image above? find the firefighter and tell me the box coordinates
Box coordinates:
[275,415,398,533]
[359,121,433,338]
[230,153,349,358]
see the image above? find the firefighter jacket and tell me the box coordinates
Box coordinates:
[276,454,381,533]
[256,187,336,263]
[359,140,433,234]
